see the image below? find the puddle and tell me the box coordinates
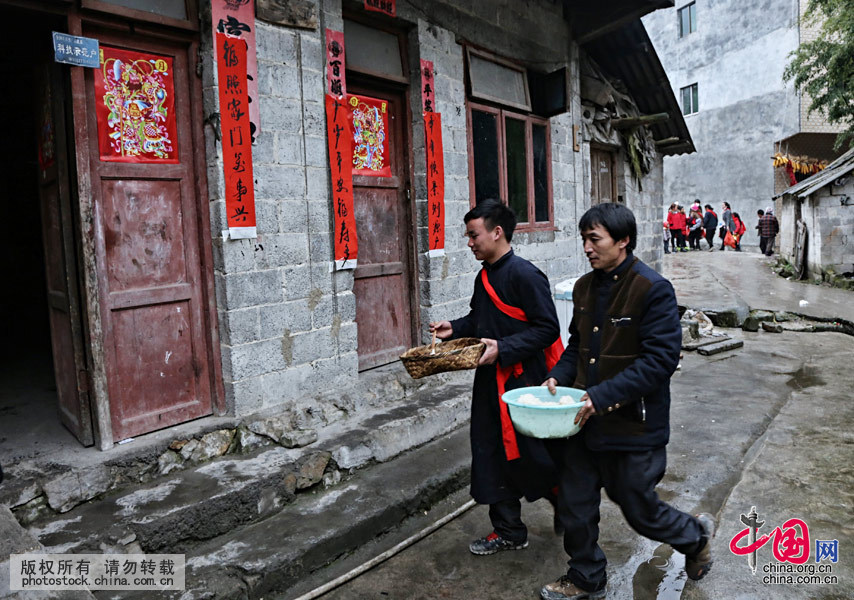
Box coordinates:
[632,543,686,600]
[785,365,825,390]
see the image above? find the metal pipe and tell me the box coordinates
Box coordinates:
[289,499,477,600]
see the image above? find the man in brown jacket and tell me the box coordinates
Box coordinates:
[539,204,715,600]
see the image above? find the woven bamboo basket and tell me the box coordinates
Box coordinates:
[399,337,485,379]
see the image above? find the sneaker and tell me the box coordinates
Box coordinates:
[541,576,606,600]
[685,513,716,581]
[469,532,528,555]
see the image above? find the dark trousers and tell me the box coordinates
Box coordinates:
[489,498,526,542]
[671,229,685,250]
[705,229,715,249]
[669,229,679,251]
[547,437,703,592]
[764,235,776,256]
[688,230,702,250]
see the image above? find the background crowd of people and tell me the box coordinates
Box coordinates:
[664,201,778,255]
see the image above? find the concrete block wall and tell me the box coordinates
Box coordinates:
[808,184,854,276]
[396,0,583,336]
[201,0,669,420]
[205,0,357,417]
[643,0,802,248]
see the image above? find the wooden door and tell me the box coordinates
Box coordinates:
[80,30,213,440]
[590,147,616,204]
[36,61,93,445]
[350,84,417,370]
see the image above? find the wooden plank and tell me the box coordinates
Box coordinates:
[697,339,744,356]
[682,335,730,351]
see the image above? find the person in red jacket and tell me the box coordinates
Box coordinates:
[666,204,679,253]
[673,205,688,252]
[732,212,746,252]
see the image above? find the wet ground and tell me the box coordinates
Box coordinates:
[281,251,854,600]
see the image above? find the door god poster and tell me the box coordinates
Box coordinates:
[348,95,391,178]
[94,45,178,163]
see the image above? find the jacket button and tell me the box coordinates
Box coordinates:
[613,274,618,280]
[607,406,613,412]
[589,358,596,364]
[593,326,599,333]
[615,403,621,409]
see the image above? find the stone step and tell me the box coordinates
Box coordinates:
[697,338,745,356]
[23,379,472,559]
[0,505,96,599]
[134,426,472,600]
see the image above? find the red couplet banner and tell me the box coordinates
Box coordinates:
[93,45,179,163]
[326,94,358,269]
[364,0,396,17]
[348,94,391,178]
[420,59,435,114]
[212,0,260,140]
[424,112,445,255]
[325,29,346,98]
[216,33,257,239]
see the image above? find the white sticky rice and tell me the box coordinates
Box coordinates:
[516,393,576,406]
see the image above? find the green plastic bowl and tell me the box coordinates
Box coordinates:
[501,386,586,438]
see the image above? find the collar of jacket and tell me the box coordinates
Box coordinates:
[482,248,514,271]
[593,252,635,282]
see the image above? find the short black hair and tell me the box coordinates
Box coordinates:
[723,201,731,209]
[464,199,517,242]
[757,209,765,216]
[578,203,637,252]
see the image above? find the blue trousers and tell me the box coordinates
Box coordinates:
[546,436,703,591]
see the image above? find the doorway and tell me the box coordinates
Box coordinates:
[349,82,419,371]
[0,8,88,464]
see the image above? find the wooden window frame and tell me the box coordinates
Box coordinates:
[590,145,617,205]
[680,82,699,115]
[466,101,554,231]
[465,46,531,113]
[677,2,697,38]
[80,0,198,31]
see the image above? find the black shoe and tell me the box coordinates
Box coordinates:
[469,532,528,555]
[685,513,716,581]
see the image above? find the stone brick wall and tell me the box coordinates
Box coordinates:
[806,181,854,276]
[798,0,845,134]
[203,0,669,420]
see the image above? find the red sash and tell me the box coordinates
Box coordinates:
[481,269,564,461]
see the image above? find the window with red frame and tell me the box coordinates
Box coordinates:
[467,102,553,228]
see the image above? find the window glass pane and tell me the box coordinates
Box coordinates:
[471,110,500,204]
[344,19,403,77]
[678,7,687,37]
[681,87,690,115]
[505,118,528,223]
[598,154,613,202]
[469,53,529,110]
[532,124,549,222]
[690,3,697,33]
[692,84,699,112]
[99,0,186,19]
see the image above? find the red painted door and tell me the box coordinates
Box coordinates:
[349,84,418,370]
[81,31,213,440]
[36,61,93,446]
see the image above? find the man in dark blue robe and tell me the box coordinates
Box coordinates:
[431,199,561,555]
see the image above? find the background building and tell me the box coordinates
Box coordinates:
[643,0,846,247]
